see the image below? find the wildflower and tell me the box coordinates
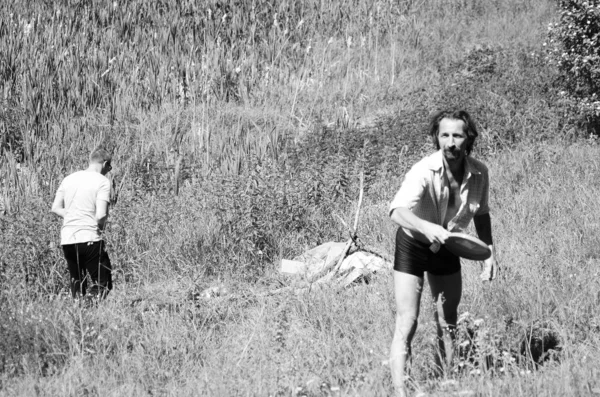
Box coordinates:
[458,312,471,324]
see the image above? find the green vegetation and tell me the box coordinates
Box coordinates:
[546,0,600,134]
[1,0,600,395]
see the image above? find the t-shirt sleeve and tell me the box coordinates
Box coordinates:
[389,163,427,216]
[476,168,490,215]
[55,180,65,202]
[97,178,110,203]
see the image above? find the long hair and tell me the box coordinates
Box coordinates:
[429,110,479,155]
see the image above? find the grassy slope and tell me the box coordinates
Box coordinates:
[3,0,600,396]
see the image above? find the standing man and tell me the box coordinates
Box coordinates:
[388,110,498,396]
[51,148,114,300]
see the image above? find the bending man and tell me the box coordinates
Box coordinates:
[51,148,114,300]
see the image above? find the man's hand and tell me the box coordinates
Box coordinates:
[480,254,498,281]
[390,207,450,245]
[420,222,450,245]
[51,195,66,218]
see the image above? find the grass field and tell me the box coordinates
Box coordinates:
[2,0,600,396]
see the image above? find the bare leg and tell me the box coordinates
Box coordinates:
[427,271,462,376]
[390,271,424,397]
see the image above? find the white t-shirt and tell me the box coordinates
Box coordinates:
[56,170,110,245]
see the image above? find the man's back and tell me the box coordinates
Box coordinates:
[58,170,110,245]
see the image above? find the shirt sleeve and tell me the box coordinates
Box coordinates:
[389,163,427,216]
[475,168,490,215]
[55,180,65,202]
[97,178,110,203]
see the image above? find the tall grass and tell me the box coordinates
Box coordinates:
[1,0,555,198]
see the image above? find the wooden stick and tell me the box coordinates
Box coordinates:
[353,170,364,234]
[332,170,364,275]
[359,244,394,263]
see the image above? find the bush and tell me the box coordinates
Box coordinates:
[546,0,600,134]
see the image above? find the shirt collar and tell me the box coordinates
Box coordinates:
[427,150,481,176]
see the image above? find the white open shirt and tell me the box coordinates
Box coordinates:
[389,150,490,239]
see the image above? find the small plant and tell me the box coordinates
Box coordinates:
[455,312,562,376]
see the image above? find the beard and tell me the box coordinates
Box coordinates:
[443,148,463,160]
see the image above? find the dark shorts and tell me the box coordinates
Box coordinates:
[394,228,461,278]
[62,240,112,299]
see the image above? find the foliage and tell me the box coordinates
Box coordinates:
[546,0,600,134]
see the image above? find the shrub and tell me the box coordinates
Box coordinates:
[546,0,600,134]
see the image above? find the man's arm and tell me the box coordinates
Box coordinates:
[96,200,109,231]
[391,207,450,245]
[51,193,66,218]
[473,213,492,245]
[474,212,498,281]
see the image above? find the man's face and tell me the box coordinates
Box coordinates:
[437,118,468,163]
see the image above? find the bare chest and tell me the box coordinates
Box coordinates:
[443,171,463,227]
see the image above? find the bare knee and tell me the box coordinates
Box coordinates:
[394,311,419,342]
